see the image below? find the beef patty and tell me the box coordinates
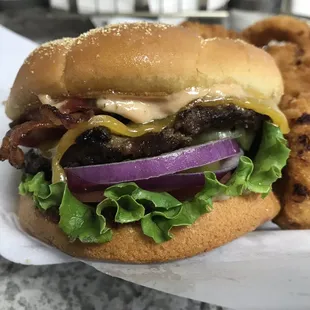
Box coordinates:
[25,104,265,177]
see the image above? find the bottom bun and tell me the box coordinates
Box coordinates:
[18,193,280,263]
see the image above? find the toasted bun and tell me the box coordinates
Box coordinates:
[6,22,283,120]
[19,192,280,263]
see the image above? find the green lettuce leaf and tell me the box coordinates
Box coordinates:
[19,172,65,210]
[97,195,145,224]
[247,121,290,197]
[141,172,225,243]
[19,121,290,244]
[59,185,112,243]
[225,156,253,196]
[104,182,181,210]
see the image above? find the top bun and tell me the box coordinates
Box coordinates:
[6,22,283,120]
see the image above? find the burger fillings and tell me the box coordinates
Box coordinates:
[0,23,290,262]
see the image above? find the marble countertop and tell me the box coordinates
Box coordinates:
[0,257,219,310]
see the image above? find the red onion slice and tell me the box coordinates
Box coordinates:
[70,152,243,202]
[66,139,239,190]
[135,150,243,191]
[71,152,242,202]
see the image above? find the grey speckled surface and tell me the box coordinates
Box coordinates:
[0,257,219,310]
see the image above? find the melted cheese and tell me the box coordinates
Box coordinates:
[95,85,289,134]
[201,97,289,134]
[45,87,289,183]
[39,85,289,134]
[52,115,174,182]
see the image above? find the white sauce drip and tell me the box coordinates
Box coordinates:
[38,94,67,110]
[38,85,269,124]
[95,85,249,123]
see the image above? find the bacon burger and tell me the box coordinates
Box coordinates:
[0,23,290,262]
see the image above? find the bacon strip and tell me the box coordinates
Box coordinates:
[0,122,60,168]
[1,101,94,169]
[58,98,96,114]
[10,103,94,129]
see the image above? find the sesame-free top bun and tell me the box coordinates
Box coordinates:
[6,22,283,120]
[19,192,280,263]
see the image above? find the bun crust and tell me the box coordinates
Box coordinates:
[19,193,280,263]
[6,23,283,120]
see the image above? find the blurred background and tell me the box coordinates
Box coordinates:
[0,0,308,43]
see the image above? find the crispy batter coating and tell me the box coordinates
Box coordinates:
[266,44,310,97]
[243,15,310,97]
[242,15,310,49]
[181,21,241,39]
[274,122,310,228]
[280,94,310,124]
[243,16,310,229]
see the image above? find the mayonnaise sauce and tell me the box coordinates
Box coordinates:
[95,85,251,123]
[38,85,289,134]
